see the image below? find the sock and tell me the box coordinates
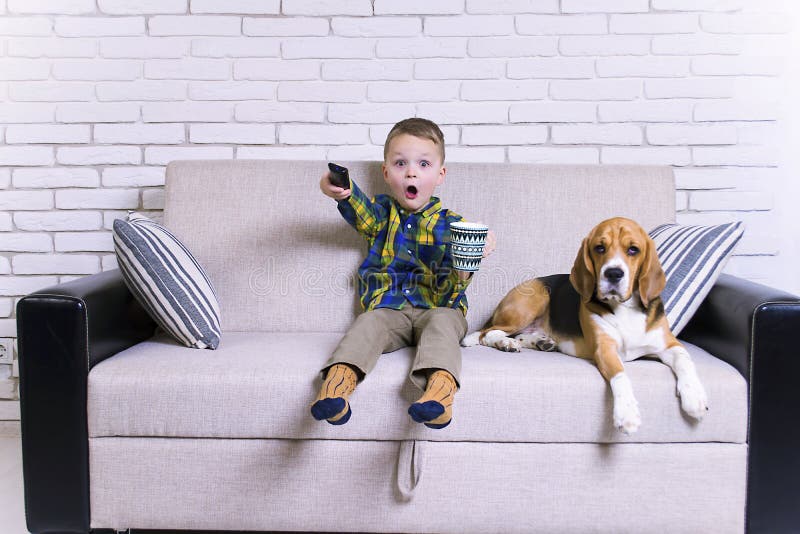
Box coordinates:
[310,364,357,425]
[408,370,457,429]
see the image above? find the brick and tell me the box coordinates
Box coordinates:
[149,16,241,36]
[462,125,547,145]
[373,0,462,15]
[9,82,94,102]
[0,276,59,296]
[332,17,421,37]
[58,146,141,165]
[445,146,505,162]
[142,102,231,122]
[14,168,99,188]
[9,37,96,58]
[510,101,596,123]
[691,191,773,211]
[507,57,594,79]
[322,60,411,81]
[102,255,119,271]
[733,75,782,102]
[599,101,693,122]
[328,103,416,123]
[602,147,691,165]
[737,123,779,147]
[54,232,114,252]
[191,38,280,58]
[6,124,89,144]
[551,80,641,101]
[367,81,460,102]
[425,15,513,37]
[468,36,557,57]
[652,34,740,55]
[280,124,368,145]
[466,0,557,14]
[461,80,546,101]
[693,146,779,167]
[144,146,233,164]
[282,38,375,59]
[103,167,165,187]
[284,0,372,16]
[237,146,327,160]
[676,192,688,211]
[0,147,54,166]
[692,56,783,76]
[562,0,648,12]
[610,14,698,34]
[552,124,642,145]
[0,17,52,36]
[415,59,504,80]
[57,102,140,123]
[8,0,95,14]
[190,123,276,144]
[0,257,10,275]
[189,81,276,100]
[234,59,320,80]
[235,101,325,122]
[327,145,386,162]
[644,78,733,99]
[701,12,791,34]
[243,17,328,36]
[146,59,229,80]
[57,189,139,209]
[0,103,55,123]
[101,37,189,58]
[277,81,365,102]
[14,211,103,231]
[192,0,279,14]
[0,170,9,189]
[376,37,466,58]
[516,14,606,35]
[55,16,145,37]
[597,57,690,78]
[417,102,509,124]
[0,298,12,317]
[694,100,778,122]
[509,146,599,164]
[53,59,142,81]
[1,233,53,252]
[94,123,185,144]
[97,81,187,102]
[653,0,743,10]
[98,0,187,13]
[0,59,50,80]
[13,254,101,275]
[646,124,737,146]
[559,35,649,56]
[0,191,53,210]
[673,168,774,191]
[142,189,164,210]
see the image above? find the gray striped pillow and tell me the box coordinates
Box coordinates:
[650,221,744,335]
[113,212,221,349]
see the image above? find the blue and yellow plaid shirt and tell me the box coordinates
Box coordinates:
[337,179,473,315]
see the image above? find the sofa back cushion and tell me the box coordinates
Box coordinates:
[163,160,675,333]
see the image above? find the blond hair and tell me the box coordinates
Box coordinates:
[383,117,445,163]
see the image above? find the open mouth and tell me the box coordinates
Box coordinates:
[405,185,418,200]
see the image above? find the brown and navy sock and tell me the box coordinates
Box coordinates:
[408,370,457,429]
[310,363,358,425]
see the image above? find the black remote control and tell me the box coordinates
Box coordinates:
[327,162,350,189]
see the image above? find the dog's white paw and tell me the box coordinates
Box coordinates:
[677,377,709,420]
[461,331,481,347]
[483,330,521,352]
[613,398,641,435]
[514,332,557,352]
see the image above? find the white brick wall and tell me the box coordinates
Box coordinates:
[0,1,798,410]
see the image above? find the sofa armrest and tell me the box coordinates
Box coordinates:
[17,269,156,534]
[680,273,800,534]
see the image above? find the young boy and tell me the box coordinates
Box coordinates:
[311,118,495,429]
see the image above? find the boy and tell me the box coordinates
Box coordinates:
[311,118,495,429]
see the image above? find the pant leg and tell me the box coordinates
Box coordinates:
[409,307,468,391]
[321,307,414,380]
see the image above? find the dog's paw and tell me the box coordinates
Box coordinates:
[483,330,521,352]
[461,331,481,347]
[514,332,557,352]
[677,377,709,420]
[613,398,641,435]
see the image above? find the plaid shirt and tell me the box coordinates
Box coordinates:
[337,179,473,315]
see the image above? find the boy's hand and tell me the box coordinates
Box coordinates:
[320,171,351,201]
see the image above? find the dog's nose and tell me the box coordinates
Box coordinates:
[604,267,624,283]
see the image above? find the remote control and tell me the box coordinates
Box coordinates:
[327,162,350,189]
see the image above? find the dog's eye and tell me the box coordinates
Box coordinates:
[594,244,606,254]
[627,246,640,256]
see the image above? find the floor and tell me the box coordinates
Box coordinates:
[0,434,28,534]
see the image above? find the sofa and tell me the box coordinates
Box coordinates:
[17,160,800,533]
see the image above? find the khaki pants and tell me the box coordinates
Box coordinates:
[322,306,468,391]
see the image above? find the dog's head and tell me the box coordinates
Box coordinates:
[569,217,665,307]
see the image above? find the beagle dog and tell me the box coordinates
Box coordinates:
[462,217,708,434]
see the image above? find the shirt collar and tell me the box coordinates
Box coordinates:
[397,196,442,219]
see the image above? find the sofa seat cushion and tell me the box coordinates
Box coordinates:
[88,331,747,444]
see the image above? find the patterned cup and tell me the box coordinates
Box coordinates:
[449,221,489,272]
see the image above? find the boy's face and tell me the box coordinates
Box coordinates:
[382,133,446,213]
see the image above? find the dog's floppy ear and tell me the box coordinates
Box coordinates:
[637,236,666,307]
[570,237,596,303]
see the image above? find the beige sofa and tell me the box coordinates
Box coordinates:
[23,160,800,533]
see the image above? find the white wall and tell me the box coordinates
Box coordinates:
[0,0,797,409]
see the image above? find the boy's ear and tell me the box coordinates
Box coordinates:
[436,165,446,186]
[382,162,389,184]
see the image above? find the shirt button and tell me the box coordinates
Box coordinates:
[405,289,411,293]
[408,249,413,255]
[407,223,412,229]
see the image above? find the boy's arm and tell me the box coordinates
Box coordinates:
[336,179,386,238]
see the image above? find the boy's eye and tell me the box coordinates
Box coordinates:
[420,160,429,167]
[395,160,405,167]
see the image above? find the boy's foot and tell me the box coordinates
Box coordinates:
[311,364,357,425]
[408,370,456,429]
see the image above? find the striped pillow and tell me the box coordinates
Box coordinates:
[650,221,744,335]
[113,212,221,349]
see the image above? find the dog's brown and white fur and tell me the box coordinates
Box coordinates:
[462,217,708,434]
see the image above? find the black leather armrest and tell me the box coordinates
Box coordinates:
[681,274,800,534]
[17,269,156,534]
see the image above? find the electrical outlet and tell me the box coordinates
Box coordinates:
[0,338,13,364]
